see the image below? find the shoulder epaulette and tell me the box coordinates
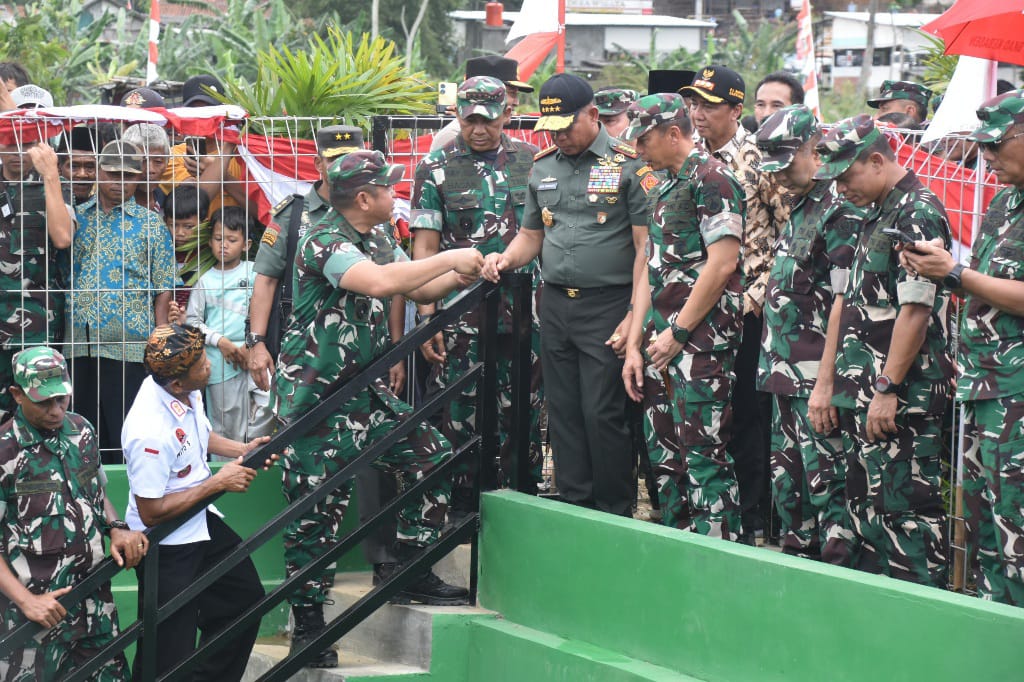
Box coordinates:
[271,194,299,218]
[611,140,638,158]
[534,145,558,160]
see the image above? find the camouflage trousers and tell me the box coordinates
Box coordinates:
[962,393,1024,606]
[428,330,544,488]
[642,352,741,540]
[282,386,452,608]
[839,408,948,587]
[1,587,128,682]
[770,394,853,564]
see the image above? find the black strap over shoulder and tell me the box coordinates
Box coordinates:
[266,194,305,359]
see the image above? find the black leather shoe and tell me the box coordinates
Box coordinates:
[290,604,339,668]
[378,549,472,606]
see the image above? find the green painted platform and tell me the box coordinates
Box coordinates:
[97,471,1024,680]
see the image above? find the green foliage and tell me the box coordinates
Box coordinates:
[286,0,462,78]
[222,28,434,138]
[597,13,797,117]
[918,31,958,96]
[0,0,122,104]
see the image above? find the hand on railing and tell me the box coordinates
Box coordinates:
[109,528,149,569]
[15,586,72,630]
[167,300,186,325]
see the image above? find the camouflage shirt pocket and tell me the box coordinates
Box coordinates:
[13,480,67,556]
[11,226,47,257]
[988,240,1024,281]
[447,191,483,238]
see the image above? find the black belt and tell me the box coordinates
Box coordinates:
[546,283,631,299]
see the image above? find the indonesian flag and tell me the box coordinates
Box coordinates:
[506,0,559,44]
[796,0,821,120]
[147,0,160,85]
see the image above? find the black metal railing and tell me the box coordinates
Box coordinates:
[0,274,535,681]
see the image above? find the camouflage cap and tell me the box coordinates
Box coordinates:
[328,149,404,192]
[98,139,143,174]
[867,80,932,110]
[756,104,819,173]
[316,125,364,160]
[12,347,72,402]
[595,87,640,116]
[969,90,1024,143]
[144,324,205,379]
[622,93,688,141]
[456,76,507,121]
[813,114,882,180]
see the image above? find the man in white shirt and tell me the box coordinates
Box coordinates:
[123,323,274,681]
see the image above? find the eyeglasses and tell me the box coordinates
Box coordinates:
[979,130,1024,153]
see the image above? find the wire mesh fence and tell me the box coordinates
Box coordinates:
[0,111,1005,595]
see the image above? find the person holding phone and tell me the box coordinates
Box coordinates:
[901,90,1024,606]
[814,114,954,588]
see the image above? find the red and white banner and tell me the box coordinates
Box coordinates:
[796,0,821,120]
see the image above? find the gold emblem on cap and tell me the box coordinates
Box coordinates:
[702,68,715,79]
[540,97,563,106]
[541,207,554,227]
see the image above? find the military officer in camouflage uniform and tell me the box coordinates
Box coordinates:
[0,346,147,681]
[816,115,953,587]
[482,73,659,516]
[248,126,405,587]
[595,87,640,139]
[0,127,74,422]
[273,150,483,666]
[867,80,932,129]
[683,65,794,542]
[755,105,862,563]
[411,76,543,497]
[620,94,745,538]
[902,91,1024,605]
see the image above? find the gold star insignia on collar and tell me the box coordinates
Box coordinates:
[335,133,343,140]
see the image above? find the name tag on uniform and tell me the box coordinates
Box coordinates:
[537,178,558,191]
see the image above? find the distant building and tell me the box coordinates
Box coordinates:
[823,11,941,91]
[449,10,716,72]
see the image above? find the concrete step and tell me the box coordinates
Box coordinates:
[320,570,487,669]
[244,640,427,681]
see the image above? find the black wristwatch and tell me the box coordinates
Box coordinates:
[873,375,901,395]
[942,263,966,289]
[670,321,690,345]
[106,519,130,536]
[244,332,266,349]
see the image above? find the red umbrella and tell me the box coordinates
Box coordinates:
[922,0,1024,65]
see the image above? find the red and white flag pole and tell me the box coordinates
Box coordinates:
[146,0,161,84]
[796,0,821,120]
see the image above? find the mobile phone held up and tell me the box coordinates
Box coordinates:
[881,227,923,252]
[184,136,207,158]
[436,82,457,115]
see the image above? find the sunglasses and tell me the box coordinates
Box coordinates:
[979,130,1024,153]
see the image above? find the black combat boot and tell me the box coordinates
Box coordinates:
[290,604,339,668]
[378,545,471,606]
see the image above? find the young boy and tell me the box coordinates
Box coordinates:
[185,206,269,447]
[163,185,210,310]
